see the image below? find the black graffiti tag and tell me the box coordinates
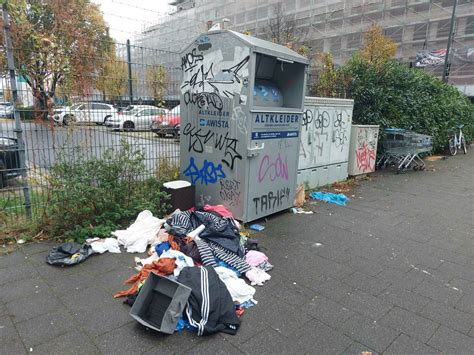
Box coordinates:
[302,109,314,131]
[181,48,204,72]
[252,187,291,215]
[219,179,241,206]
[182,123,242,170]
[183,91,223,112]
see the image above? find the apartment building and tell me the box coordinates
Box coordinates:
[134,0,474,98]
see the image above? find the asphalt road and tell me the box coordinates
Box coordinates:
[0,120,180,173]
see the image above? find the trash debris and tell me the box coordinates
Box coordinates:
[86,237,121,254]
[113,210,165,253]
[293,184,305,207]
[249,224,265,231]
[310,191,349,206]
[130,272,192,334]
[46,242,94,266]
[17,239,26,244]
[113,205,274,337]
[425,155,446,161]
[290,207,313,214]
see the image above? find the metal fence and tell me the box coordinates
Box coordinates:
[0,31,182,219]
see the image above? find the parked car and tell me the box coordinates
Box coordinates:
[0,136,21,188]
[151,105,180,138]
[50,103,84,125]
[51,102,117,126]
[77,102,117,125]
[105,105,167,131]
[0,102,13,118]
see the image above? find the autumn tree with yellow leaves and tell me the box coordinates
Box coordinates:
[0,0,112,118]
[360,24,398,68]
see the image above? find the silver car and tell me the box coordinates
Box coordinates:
[51,103,117,126]
[0,102,13,118]
[106,105,167,131]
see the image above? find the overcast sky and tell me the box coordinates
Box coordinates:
[92,0,173,42]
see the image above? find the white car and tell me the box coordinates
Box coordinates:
[0,102,13,118]
[105,105,167,131]
[51,103,117,126]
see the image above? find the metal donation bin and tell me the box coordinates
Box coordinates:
[297,97,354,188]
[179,30,308,222]
[347,125,380,175]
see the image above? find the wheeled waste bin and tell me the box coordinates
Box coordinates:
[179,30,308,222]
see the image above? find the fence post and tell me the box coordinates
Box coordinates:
[2,3,32,219]
[126,39,134,105]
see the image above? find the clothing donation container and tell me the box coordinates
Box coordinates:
[179,30,308,222]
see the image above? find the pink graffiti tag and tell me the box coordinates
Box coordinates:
[258,154,289,182]
[355,142,376,172]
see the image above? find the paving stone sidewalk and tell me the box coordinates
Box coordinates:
[1,152,473,354]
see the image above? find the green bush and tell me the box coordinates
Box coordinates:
[343,55,474,151]
[43,140,169,242]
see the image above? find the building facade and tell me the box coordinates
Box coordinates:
[134,0,474,98]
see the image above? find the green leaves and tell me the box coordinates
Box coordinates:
[43,140,170,242]
[342,58,473,151]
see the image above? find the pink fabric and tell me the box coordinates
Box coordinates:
[245,250,268,267]
[203,204,234,218]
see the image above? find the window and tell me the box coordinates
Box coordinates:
[413,23,428,41]
[436,19,452,38]
[384,26,403,42]
[466,16,474,35]
[92,103,108,110]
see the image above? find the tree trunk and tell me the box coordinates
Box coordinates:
[33,89,52,120]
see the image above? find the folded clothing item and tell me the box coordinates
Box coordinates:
[245,267,271,286]
[245,250,268,267]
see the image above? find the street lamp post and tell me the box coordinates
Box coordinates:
[442,0,458,83]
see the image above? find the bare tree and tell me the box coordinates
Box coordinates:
[265,2,296,46]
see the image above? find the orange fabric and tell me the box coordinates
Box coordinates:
[168,234,180,251]
[113,258,176,298]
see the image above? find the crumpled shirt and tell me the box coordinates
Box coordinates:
[215,266,256,304]
[113,210,165,253]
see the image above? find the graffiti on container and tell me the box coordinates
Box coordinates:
[252,187,290,214]
[183,91,223,112]
[181,47,250,99]
[300,108,330,161]
[258,154,289,183]
[182,123,242,170]
[333,112,349,151]
[183,157,226,185]
[355,128,376,172]
[230,106,247,134]
[181,48,204,72]
[219,179,241,206]
[199,194,212,205]
[302,109,313,131]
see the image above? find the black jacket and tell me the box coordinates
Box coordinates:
[177,266,240,336]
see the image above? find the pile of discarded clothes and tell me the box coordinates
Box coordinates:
[47,205,273,337]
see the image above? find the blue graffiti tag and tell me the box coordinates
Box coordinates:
[184,157,226,185]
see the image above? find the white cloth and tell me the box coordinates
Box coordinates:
[245,267,271,286]
[134,253,159,271]
[215,266,256,304]
[113,210,165,253]
[87,238,121,254]
[160,250,194,277]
